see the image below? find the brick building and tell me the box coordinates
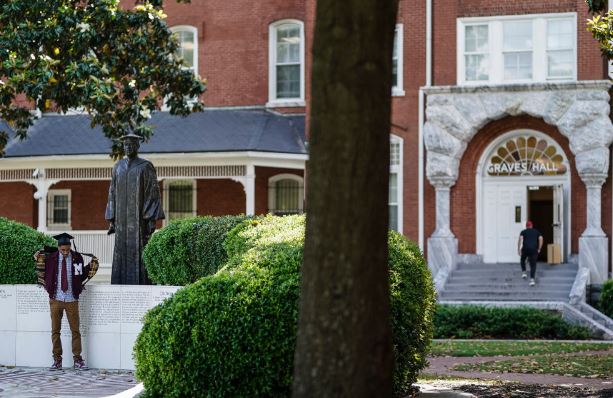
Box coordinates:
[0,0,612,289]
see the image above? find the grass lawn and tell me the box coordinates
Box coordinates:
[429,339,613,357]
[453,354,613,379]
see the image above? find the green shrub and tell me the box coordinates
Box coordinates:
[388,232,436,396]
[142,215,251,285]
[600,279,613,318]
[134,215,436,397]
[0,217,55,284]
[434,305,591,340]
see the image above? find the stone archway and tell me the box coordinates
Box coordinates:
[423,81,613,287]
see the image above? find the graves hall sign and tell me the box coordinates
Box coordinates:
[486,135,567,177]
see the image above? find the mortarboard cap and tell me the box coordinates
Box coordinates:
[120,133,144,141]
[53,232,74,246]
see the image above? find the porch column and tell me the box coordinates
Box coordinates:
[31,171,58,232]
[245,165,255,216]
[427,177,458,291]
[579,173,608,283]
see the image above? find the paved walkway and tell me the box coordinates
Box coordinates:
[0,366,141,398]
[425,351,613,390]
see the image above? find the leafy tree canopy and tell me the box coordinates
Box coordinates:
[585,0,613,60]
[0,0,206,157]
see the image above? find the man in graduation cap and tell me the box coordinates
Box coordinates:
[42,232,90,370]
[105,133,165,285]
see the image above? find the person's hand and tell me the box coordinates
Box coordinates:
[33,250,41,261]
[107,222,115,235]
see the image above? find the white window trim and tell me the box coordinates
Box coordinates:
[170,25,199,77]
[267,19,306,108]
[390,135,403,234]
[457,12,577,86]
[162,179,197,226]
[47,189,71,230]
[267,174,304,214]
[392,24,405,96]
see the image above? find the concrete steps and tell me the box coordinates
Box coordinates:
[438,262,577,302]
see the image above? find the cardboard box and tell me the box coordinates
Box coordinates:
[547,244,561,264]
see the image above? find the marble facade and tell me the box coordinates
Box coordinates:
[424,81,613,286]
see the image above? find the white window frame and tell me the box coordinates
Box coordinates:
[267,174,304,215]
[163,179,197,225]
[47,189,71,230]
[457,12,577,85]
[267,20,305,108]
[170,25,199,76]
[390,135,403,233]
[392,24,405,96]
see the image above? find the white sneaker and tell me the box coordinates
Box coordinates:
[522,272,527,279]
[529,278,536,286]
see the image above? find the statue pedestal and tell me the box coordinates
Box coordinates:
[427,236,458,291]
[579,236,608,284]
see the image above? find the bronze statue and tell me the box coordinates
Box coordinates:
[105,134,165,285]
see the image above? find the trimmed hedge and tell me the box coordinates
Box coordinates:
[600,279,613,318]
[134,215,436,397]
[0,217,55,284]
[434,305,591,340]
[142,215,251,285]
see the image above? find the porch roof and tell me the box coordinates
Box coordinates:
[3,109,306,158]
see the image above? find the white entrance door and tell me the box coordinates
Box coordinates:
[483,183,527,263]
[553,184,564,261]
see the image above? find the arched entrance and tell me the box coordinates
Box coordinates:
[476,130,570,263]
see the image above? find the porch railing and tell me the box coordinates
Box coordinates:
[48,230,114,266]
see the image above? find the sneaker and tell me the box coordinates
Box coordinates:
[73,357,89,370]
[522,272,527,279]
[49,358,62,371]
[529,278,536,287]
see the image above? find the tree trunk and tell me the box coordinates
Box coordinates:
[292,1,399,397]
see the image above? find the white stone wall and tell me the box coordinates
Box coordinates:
[0,284,180,370]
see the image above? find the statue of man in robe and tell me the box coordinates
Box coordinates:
[105,134,165,285]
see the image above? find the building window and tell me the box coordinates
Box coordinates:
[163,180,196,223]
[171,26,198,75]
[392,24,404,96]
[547,19,574,79]
[389,136,403,233]
[458,13,576,84]
[268,174,304,216]
[48,189,71,229]
[464,24,489,82]
[503,20,533,80]
[268,20,305,107]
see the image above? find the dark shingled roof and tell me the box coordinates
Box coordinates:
[3,109,306,158]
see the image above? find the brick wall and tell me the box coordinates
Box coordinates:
[197,179,245,215]
[158,0,306,108]
[433,0,606,85]
[255,167,304,215]
[52,181,111,230]
[0,182,36,227]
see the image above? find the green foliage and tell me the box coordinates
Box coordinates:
[586,0,607,13]
[599,279,613,318]
[142,215,251,285]
[586,8,613,61]
[430,340,613,357]
[388,231,436,396]
[134,215,436,397]
[0,0,206,157]
[434,305,591,340]
[0,217,55,284]
[135,215,304,398]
